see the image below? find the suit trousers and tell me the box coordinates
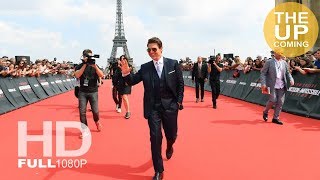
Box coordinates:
[263,88,285,120]
[148,104,178,173]
[195,78,205,99]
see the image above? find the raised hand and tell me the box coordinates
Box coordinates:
[118,59,131,75]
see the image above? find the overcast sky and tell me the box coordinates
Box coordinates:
[0,0,275,68]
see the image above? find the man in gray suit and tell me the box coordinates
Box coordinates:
[260,51,294,125]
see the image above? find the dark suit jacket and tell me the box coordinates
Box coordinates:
[124,57,184,119]
[192,62,208,80]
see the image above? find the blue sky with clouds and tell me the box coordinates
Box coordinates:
[0,0,275,68]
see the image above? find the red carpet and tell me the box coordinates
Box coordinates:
[0,80,320,180]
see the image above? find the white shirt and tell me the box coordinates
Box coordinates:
[274,59,285,89]
[153,56,164,77]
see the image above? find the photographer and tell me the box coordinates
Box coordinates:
[74,49,104,138]
[208,54,223,109]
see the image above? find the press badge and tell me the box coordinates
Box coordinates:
[83,78,89,86]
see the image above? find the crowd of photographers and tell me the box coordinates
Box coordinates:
[0,56,76,78]
[179,49,320,75]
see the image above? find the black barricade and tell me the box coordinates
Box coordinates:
[0,85,16,114]
[37,75,55,96]
[227,71,246,99]
[182,71,192,87]
[243,71,269,105]
[63,76,75,89]
[60,75,72,90]
[52,74,68,92]
[238,71,261,100]
[27,77,48,99]
[183,70,320,119]
[46,74,62,94]
[219,70,227,93]
[14,77,39,103]
[283,73,320,118]
[0,75,75,115]
[310,76,320,119]
[66,78,76,89]
[0,77,28,108]
[220,70,237,96]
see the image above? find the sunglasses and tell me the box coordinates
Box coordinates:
[147,48,158,53]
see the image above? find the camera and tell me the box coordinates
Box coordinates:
[84,54,100,65]
[208,56,215,64]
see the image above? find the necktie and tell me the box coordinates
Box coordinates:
[156,62,161,77]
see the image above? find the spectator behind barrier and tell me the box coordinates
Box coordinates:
[303,50,320,74]
[0,57,75,78]
[289,58,299,75]
[294,57,315,75]
[313,49,320,69]
[252,56,263,71]
[243,57,254,74]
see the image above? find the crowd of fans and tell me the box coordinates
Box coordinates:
[179,48,320,75]
[0,56,76,78]
[2,49,320,79]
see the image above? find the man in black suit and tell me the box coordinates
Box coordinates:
[119,37,184,180]
[192,56,208,102]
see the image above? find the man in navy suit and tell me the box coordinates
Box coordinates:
[119,37,184,180]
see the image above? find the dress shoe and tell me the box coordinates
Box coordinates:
[196,98,199,103]
[152,172,163,180]
[166,147,174,160]
[263,113,268,121]
[201,99,204,102]
[213,104,217,109]
[272,119,283,125]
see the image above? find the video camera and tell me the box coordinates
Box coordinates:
[208,56,215,64]
[84,54,100,65]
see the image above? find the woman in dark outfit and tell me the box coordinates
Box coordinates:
[114,55,133,119]
[112,62,123,113]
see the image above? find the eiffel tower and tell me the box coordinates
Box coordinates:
[108,0,133,65]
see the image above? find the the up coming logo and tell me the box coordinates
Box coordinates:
[264,2,319,57]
